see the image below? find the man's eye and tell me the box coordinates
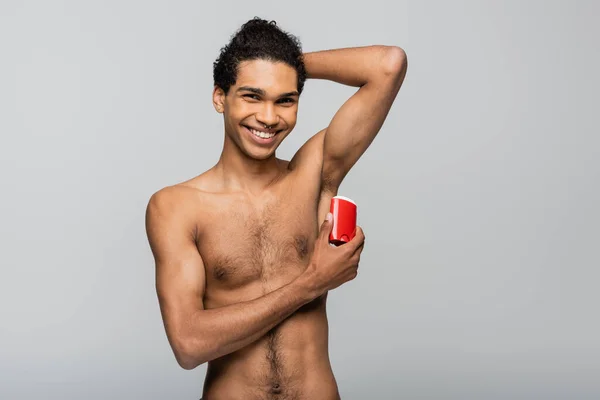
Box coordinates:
[277,98,295,104]
[243,94,260,100]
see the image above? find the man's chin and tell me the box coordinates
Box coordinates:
[246,148,277,161]
[241,136,283,160]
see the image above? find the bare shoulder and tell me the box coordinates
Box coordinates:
[147,170,215,213]
[147,184,199,219]
[145,182,209,242]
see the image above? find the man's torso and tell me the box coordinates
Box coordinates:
[181,149,341,400]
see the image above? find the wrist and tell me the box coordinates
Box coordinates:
[294,266,323,301]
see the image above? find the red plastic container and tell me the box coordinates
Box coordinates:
[329,196,357,246]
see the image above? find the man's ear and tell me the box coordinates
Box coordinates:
[213,86,225,113]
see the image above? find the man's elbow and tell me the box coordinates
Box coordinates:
[173,337,209,370]
[381,46,408,78]
[175,353,201,370]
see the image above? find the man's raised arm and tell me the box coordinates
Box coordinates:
[304,45,407,191]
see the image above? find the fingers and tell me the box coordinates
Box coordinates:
[349,226,365,251]
[318,212,334,241]
[352,240,365,257]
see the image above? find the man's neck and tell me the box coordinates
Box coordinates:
[213,138,284,195]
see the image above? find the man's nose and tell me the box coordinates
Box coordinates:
[256,103,279,127]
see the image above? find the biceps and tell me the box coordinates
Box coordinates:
[325,83,395,158]
[322,84,397,187]
[156,249,206,325]
[321,95,374,190]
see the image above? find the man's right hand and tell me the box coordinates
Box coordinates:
[303,213,365,296]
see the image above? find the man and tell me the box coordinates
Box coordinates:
[146,17,407,400]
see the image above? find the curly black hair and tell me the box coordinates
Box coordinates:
[213,17,306,95]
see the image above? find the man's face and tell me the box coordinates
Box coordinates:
[214,59,300,160]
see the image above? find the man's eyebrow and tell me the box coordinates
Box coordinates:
[278,91,300,98]
[237,86,299,98]
[237,86,265,96]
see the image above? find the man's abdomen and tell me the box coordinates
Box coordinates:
[201,304,340,400]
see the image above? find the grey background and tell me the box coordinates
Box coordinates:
[1,1,598,399]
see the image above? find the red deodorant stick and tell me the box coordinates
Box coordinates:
[329,196,357,246]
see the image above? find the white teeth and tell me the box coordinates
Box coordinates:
[249,128,275,139]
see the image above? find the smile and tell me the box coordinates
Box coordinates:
[242,125,281,144]
[248,127,275,139]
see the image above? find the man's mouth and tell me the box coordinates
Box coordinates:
[243,125,281,140]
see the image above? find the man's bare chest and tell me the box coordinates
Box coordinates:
[196,186,321,293]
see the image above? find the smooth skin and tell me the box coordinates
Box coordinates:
[146,45,407,400]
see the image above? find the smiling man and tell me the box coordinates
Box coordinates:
[145,18,407,400]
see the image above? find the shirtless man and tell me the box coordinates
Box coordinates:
[145,18,407,400]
